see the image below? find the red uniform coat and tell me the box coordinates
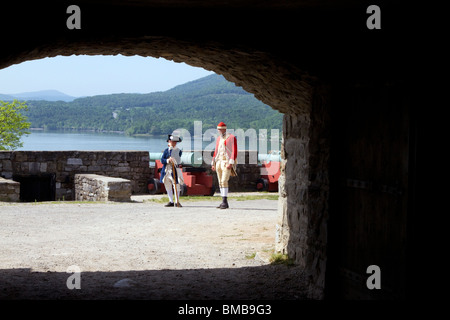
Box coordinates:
[213,134,238,164]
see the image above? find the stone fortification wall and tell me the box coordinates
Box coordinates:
[0,151,151,201]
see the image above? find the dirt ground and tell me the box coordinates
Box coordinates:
[0,193,307,300]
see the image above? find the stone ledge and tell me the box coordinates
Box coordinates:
[74,174,131,202]
[1,150,152,200]
[0,177,20,202]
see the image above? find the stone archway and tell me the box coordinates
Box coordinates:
[1,39,330,300]
[1,1,413,300]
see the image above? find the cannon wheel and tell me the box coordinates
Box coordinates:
[256,178,269,191]
[147,178,160,194]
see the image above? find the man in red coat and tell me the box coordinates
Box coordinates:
[211,121,238,209]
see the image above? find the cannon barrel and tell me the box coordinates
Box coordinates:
[258,153,281,163]
[150,152,280,165]
[149,152,203,167]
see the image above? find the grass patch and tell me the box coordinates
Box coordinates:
[245,252,256,259]
[269,253,295,266]
[145,196,170,204]
[233,194,278,201]
[60,200,107,204]
[220,233,243,238]
[144,196,215,203]
[144,194,278,203]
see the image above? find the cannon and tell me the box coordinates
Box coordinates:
[256,152,281,192]
[149,152,203,167]
[257,152,281,163]
[147,152,215,196]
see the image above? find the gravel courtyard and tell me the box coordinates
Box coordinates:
[0,194,307,299]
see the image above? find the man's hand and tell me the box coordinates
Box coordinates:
[226,164,232,169]
[211,165,216,171]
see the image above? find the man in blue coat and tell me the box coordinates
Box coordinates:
[160,134,183,207]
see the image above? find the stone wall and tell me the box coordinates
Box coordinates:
[74,174,132,202]
[276,83,331,299]
[0,151,152,201]
[0,177,20,202]
[0,1,413,300]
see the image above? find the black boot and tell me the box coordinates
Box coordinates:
[219,197,229,209]
[164,202,174,207]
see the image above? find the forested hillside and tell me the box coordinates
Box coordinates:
[23,74,283,135]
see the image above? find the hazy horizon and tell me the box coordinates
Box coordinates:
[0,55,214,97]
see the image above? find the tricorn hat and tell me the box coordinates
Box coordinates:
[217,122,227,129]
[167,134,182,142]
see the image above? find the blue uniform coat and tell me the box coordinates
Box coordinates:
[160,147,182,183]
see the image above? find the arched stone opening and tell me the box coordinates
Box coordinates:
[1,39,330,299]
[1,1,414,300]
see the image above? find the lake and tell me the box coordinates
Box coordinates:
[17,130,170,153]
[16,129,269,153]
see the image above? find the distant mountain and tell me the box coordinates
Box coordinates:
[0,93,14,100]
[23,74,283,136]
[0,90,76,102]
[166,73,243,96]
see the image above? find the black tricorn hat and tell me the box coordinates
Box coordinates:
[167,134,182,142]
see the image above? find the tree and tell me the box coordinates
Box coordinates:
[0,100,31,150]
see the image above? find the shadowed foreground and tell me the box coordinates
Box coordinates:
[0,265,307,300]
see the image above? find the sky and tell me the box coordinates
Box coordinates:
[0,55,214,97]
